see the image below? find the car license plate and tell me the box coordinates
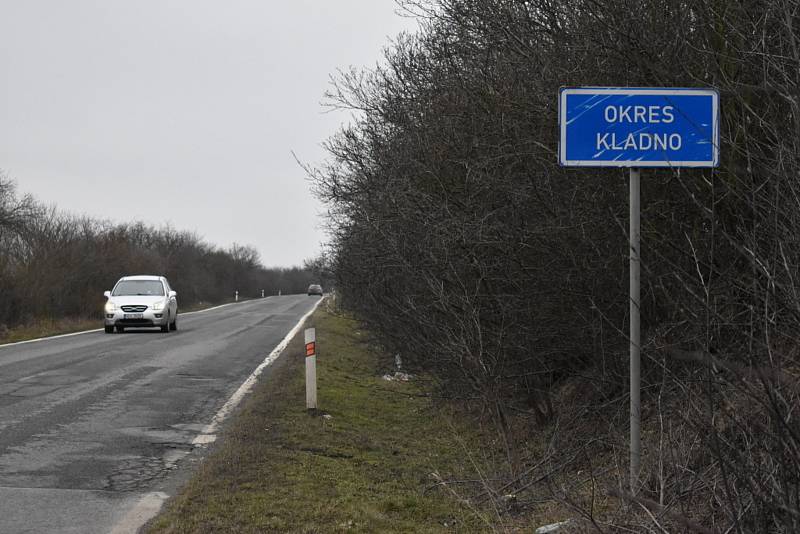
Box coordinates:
[123,313,143,319]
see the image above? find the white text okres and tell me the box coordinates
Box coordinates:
[596,105,681,152]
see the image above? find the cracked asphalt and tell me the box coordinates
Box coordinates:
[0,295,320,534]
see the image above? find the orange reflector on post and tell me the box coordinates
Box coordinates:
[304,327,317,409]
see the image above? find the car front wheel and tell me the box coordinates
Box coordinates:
[104,325,114,334]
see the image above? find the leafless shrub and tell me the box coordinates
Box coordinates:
[0,174,319,329]
[312,0,800,531]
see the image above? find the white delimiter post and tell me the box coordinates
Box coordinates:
[630,167,641,493]
[304,328,317,410]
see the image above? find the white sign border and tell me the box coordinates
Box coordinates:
[558,87,720,168]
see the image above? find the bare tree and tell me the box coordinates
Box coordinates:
[311,0,800,531]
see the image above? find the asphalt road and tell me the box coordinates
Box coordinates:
[0,295,320,534]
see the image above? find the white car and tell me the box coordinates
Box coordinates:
[103,275,178,333]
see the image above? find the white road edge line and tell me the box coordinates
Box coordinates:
[191,297,324,445]
[108,297,323,534]
[108,491,169,534]
[0,328,104,349]
[0,298,270,349]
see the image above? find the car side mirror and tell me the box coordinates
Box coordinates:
[169,290,177,298]
[104,291,111,299]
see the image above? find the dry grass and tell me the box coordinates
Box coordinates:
[146,307,493,533]
[0,300,243,344]
[0,317,101,344]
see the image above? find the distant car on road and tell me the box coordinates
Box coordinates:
[104,275,178,333]
[307,284,323,296]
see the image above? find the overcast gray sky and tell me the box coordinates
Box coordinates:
[0,1,416,267]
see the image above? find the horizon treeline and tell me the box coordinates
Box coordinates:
[0,175,321,329]
[312,0,800,531]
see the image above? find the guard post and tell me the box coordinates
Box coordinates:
[304,328,317,410]
[559,87,719,493]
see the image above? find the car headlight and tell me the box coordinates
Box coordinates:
[152,300,165,311]
[105,301,116,313]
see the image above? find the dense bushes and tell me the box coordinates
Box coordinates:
[313,1,800,531]
[0,175,319,329]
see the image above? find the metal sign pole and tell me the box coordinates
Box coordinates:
[630,167,641,493]
[559,86,719,496]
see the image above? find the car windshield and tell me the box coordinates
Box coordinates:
[113,280,164,296]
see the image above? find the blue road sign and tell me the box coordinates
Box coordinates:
[559,88,719,167]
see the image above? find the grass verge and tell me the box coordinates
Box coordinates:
[0,317,101,344]
[146,307,491,533]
